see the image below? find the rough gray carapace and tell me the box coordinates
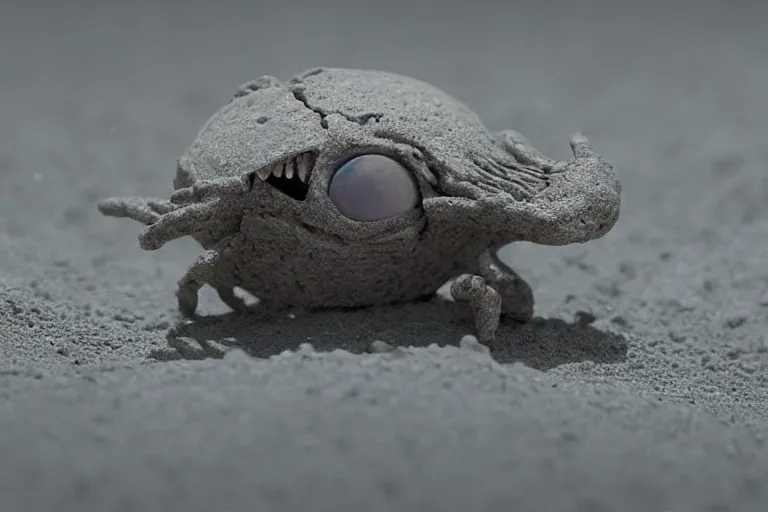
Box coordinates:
[98,67,621,342]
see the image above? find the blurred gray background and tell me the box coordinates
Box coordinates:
[2,0,766,247]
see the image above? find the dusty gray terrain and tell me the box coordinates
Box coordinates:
[1,1,767,510]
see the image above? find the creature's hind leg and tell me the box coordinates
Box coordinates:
[477,249,534,322]
[176,234,249,316]
[450,247,534,342]
[450,274,502,342]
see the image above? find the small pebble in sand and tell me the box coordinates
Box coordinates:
[669,331,687,343]
[297,343,315,354]
[370,340,395,353]
[724,316,747,329]
[222,348,251,362]
[575,311,597,325]
[459,334,490,354]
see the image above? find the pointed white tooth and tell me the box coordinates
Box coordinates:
[272,162,284,178]
[284,159,295,179]
[297,154,310,182]
[256,165,271,181]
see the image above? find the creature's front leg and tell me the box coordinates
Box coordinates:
[176,234,250,316]
[97,196,178,224]
[451,248,534,342]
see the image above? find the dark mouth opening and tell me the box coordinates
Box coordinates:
[266,173,309,201]
[249,151,316,201]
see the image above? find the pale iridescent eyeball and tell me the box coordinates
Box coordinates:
[329,154,419,221]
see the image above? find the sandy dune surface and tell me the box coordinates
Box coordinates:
[1,1,767,510]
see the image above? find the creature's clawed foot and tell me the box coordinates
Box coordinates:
[451,274,502,342]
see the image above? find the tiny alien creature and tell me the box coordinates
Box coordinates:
[98,67,621,342]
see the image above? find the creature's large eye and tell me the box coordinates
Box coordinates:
[329,155,419,222]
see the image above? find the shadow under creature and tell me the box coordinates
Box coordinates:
[150,298,627,371]
[150,297,628,370]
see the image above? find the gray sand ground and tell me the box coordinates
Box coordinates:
[1,1,767,510]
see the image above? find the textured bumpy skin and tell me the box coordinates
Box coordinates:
[97,67,622,342]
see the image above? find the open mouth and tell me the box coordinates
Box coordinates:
[253,151,316,201]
